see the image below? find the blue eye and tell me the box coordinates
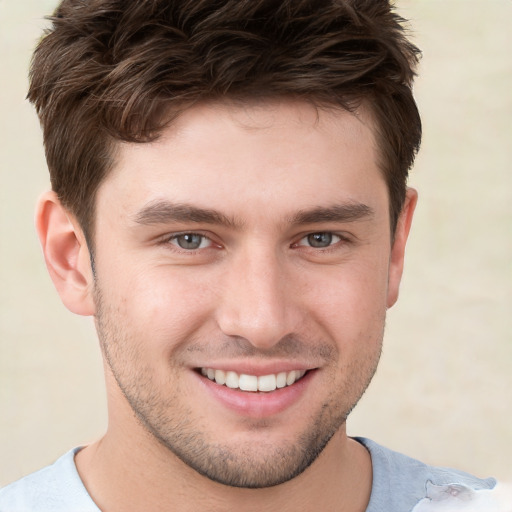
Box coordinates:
[299,232,342,248]
[170,233,211,250]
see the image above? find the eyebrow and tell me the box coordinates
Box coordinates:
[132,201,243,229]
[132,200,374,229]
[289,203,375,225]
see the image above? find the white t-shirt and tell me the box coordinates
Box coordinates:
[0,438,498,512]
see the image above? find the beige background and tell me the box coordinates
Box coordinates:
[1,0,511,487]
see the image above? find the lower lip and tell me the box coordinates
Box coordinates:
[196,370,315,418]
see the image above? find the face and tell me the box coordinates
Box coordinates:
[91,100,407,488]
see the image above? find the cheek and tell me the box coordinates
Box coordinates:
[107,264,218,346]
[301,257,389,329]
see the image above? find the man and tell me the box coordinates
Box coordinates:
[0,0,499,511]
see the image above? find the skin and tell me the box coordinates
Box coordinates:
[37,100,416,512]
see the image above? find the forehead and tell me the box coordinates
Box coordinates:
[98,100,387,222]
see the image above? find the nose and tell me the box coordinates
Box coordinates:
[215,245,298,350]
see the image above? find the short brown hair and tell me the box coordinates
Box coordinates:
[28,0,421,244]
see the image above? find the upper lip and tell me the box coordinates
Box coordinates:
[193,362,317,376]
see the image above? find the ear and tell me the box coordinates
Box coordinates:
[35,191,95,316]
[386,187,417,308]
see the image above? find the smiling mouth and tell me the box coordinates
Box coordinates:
[199,368,308,392]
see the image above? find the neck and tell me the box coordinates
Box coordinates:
[75,422,372,512]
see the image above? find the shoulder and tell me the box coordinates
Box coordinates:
[355,437,497,512]
[0,448,99,512]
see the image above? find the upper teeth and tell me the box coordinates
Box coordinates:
[200,368,306,392]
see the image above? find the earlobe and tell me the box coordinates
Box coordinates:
[386,187,418,308]
[35,191,95,316]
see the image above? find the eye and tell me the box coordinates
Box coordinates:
[169,233,211,250]
[297,232,342,248]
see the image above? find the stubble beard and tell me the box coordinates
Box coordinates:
[94,285,383,489]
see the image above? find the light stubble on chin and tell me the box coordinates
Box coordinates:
[93,284,382,488]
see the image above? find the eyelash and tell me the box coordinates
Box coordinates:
[159,231,351,254]
[293,232,348,250]
[164,232,216,252]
